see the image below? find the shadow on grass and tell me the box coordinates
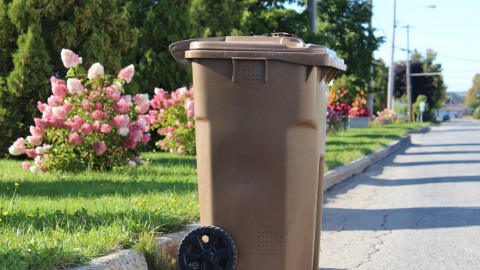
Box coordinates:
[1,208,189,234]
[146,154,197,168]
[1,178,198,198]
[1,153,199,198]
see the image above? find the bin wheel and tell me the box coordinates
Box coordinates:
[178,226,237,270]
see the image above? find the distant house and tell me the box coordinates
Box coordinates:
[437,92,473,119]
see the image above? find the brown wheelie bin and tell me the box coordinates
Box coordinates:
[170,33,346,270]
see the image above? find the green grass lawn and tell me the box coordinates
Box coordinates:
[325,122,430,170]
[0,153,199,269]
[0,122,429,269]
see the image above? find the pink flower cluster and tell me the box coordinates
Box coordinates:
[150,87,196,155]
[9,49,151,172]
[371,108,397,126]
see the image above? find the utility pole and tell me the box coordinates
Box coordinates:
[308,0,317,33]
[387,0,397,110]
[406,25,412,122]
[368,0,374,117]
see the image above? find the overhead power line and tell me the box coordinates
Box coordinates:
[436,54,480,63]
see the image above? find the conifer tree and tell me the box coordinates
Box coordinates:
[0,0,16,76]
[3,24,51,155]
[123,0,192,92]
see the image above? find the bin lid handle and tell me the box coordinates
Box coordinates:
[271,32,296,37]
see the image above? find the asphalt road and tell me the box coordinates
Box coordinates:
[319,119,480,270]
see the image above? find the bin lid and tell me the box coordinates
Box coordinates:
[170,33,346,71]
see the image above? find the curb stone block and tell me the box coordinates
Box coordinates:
[70,249,147,270]
[156,224,199,261]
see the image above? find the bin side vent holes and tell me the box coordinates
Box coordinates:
[235,61,265,91]
[256,231,283,256]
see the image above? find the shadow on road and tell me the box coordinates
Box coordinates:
[401,151,480,155]
[322,207,480,231]
[411,143,480,148]
[430,128,480,133]
[389,159,480,167]
[362,176,480,186]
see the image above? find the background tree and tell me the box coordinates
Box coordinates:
[313,0,381,92]
[1,24,51,156]
[465,74,480,109]
[7,0,136,75]
[0,0,16,77]
[1,0,136,155]
[189,0,246,37]
[413,95,429,121]
[372,58,389,112]
[393,49,446,120]
[123,0,192,92]
[241,0,307,36]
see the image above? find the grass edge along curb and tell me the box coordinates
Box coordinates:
[323,134,411,191]
[69,127,430,270]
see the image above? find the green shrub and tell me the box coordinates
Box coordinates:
[473,107,480,119]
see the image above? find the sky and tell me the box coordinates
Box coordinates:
[287,1,480,93]
[372,0,480,93]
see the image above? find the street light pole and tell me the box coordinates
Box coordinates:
[387,0,397,110]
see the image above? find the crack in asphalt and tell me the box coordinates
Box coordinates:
[353,213,392,269]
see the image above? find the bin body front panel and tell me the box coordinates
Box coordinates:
[193,58,326,270]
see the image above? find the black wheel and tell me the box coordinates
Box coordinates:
[178,226,237,270]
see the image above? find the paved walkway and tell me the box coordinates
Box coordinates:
[319,119,480,270]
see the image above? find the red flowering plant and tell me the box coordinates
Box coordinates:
[8,49,151,173]
[328,87,350,117]
[328,87,350,132]
[326,105,344,132]
[348,90,371,118]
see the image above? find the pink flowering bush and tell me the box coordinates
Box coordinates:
[8,49,151,172]
[371,108,397,126]
[150,87,196,155]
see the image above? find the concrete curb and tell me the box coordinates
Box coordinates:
[323,135,411,191]
[70,249,148,270]
[71,130,426,269]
